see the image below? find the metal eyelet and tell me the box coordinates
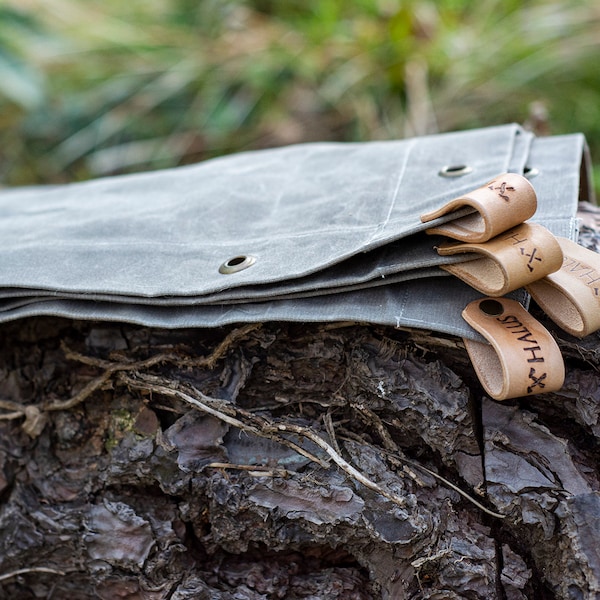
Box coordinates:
[438,164,473,178]
[219,255,256,274]
[524,166,540,179]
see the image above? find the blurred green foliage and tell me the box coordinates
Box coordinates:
[0,0,599,189]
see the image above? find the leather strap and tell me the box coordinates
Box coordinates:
[436,223,563,296]
[420,173,537,243]
[526,237,600,338]
[462,297,565,401]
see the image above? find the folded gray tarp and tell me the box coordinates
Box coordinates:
[0,124,592,340]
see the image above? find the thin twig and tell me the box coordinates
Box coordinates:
[48,323,262,414]
[323,410,343,456]
[0,410,25,421]
[121,374,259,431]
[56,329,497,516]
[343,406,506,519]
[0,398,26,420]
[205,462,290,478]
[120,373,406,506]
[61,323,261,372]
[372,445,506,519]
[61,341,170,372]
[0,399,25,412]
[351,403,399,453]
[119,373,330,469]
[274,422,407,508]
[0,567,65,583]
[405,458,505,519]
[44,371,113,412]
[200,323,262,369]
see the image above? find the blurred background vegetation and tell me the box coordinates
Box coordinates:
[0,0,599,190]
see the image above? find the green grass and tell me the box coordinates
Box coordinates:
[1,0,599,192]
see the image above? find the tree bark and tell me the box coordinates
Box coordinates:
[1,218,599,599]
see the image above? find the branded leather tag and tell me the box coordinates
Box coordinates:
[462,297,565,401]
[527,237,600,338]
[436,223,563,296]
[421,173,537,243]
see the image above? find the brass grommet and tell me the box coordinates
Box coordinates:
[219,255,256,274]
[438,164,473,178]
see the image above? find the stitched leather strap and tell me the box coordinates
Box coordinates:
[420,173,537,243]
[526,237,600,338]
[436,223,563,296]
[462,297,564,401]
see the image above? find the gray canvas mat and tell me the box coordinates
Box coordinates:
[0,124,592,341]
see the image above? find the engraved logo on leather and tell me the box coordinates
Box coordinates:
[562,256,600,298]
[496,314,546,367]
[527,368,547,394]
[503,228,543,273]
[421,173,537,244]
[521,247,542,272]
[526,238,600,339]
[487,180,516,202]
[461,297,565,401]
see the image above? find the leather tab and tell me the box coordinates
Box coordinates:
[526,237,600,338]
[462,297,564,401]
[420,173,537,243]
[436,223,563,296]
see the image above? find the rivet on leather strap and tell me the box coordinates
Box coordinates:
[436,223,563,296]
[420,173,537,243]
[462,297,565,401]
[526,237,600,338]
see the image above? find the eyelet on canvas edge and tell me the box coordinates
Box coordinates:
[524,166,540,179]
[219,255,256,274]
[438,164,473,178]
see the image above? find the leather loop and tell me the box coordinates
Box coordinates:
[526,237,600,338]
[462,297,565,401]
[436,223,563,296]
[420,173,537,243]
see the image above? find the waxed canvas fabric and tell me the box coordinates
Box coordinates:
[0,124,591,340]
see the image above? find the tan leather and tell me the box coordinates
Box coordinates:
[421,173,537,243]
[462,297,565,401]
[526,237,600,338]
[436,223,563,296]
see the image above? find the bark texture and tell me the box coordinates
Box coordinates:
[0,218,599,599]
